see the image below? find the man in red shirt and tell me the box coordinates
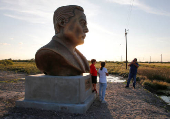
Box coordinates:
[90,59,97,93]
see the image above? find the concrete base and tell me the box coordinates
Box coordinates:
[16,93,95,114]
[16,73,96,114]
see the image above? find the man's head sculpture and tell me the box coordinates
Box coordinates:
[35,5,90,76]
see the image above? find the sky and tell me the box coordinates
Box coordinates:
[0,0,170,62]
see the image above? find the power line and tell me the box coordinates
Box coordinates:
[126,0,135,29]
[124,0,135,68]
[120,1,135,47]
[125,29,128,69]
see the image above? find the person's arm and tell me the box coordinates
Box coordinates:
[90,68,92,75]
[105,68,109,76]
[98,73,100,78]
[97,70,100,78]
[90,65,94,75]
[133,63,139,68]
[128,60,133,66]
[131,60,139,68]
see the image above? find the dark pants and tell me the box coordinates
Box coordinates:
[126,72,137,88]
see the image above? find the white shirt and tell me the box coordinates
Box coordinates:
[98,67,108,83]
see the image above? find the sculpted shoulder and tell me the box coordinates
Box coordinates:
[35,36,89,76]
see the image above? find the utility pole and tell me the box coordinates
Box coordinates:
[150,56,151,63]
[161,54,162,63]
[125,29,128,69]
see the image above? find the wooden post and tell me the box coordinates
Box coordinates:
[125,29,127,69]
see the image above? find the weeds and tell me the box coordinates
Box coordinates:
[0,78,24,83]
[142,80,169,90]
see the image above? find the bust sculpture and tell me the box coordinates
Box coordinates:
[35,5,90,76]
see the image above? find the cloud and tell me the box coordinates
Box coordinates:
[0,43,11,45]
[136,1,170,17]
[10,38,14,40]
[89,21,114,35]
[106,0,170,17]
[106,0,132,5]
[4,14,46,24]
[0,0,100,24]
[19,42,23,45]
[31,43,44,48]
[0,0,54,24]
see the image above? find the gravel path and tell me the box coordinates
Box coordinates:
[0,71,170,119]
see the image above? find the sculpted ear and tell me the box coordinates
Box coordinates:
[58,19,66,27]
[55,18,66,33]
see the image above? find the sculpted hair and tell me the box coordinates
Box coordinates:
[100,62,105,70]
[91,59,96,64]
[53,5,84,34]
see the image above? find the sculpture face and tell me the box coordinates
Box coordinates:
[63,9,89,46]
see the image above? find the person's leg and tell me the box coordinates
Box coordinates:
[133,74,137,88]
[126,72,132,87]
[94,76,97,93]
[92,84,94,92]
[102,83,107,101]
[94,83,97,93]
[92,76,94,91]
[92,76,97,92]
[94,84,96,90]
[99,83,103,100]
[93,84,95,90]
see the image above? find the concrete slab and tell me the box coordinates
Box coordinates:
[16,93,96,114]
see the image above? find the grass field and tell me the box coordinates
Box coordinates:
[1,60,170,95]
[0,61,41,74]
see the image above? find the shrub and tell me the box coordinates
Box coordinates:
[142,80,152,87]
[0,60,13,66]
[152,80,169,90]
[142,80,169,90]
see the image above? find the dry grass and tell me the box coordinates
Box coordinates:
[138,66,170,83]
[140,63,170,68]
[1,61,170,91]
[0,62,41,74]
[142,79,170,90]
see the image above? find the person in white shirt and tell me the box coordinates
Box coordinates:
[98,62,109,103]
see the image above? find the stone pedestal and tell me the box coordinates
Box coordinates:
[16,73,96,114]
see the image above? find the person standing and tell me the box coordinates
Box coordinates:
[90,59,97,93]
[98,62,109,103]
[125,58,139,89]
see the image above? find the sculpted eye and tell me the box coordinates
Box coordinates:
[80,20,86,26]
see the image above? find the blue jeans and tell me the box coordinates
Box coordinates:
[99,83,107,101]
[126,72,136,87]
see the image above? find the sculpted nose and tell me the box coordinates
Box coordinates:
[84,26,89,33]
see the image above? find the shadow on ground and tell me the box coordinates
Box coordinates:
[1,96,113,119]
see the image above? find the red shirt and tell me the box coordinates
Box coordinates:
[90,64,97,76]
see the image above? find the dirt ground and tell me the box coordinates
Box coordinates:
[0,71,170,119]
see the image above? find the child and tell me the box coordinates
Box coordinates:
[90,59,97,93]
[98,62,109,103]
